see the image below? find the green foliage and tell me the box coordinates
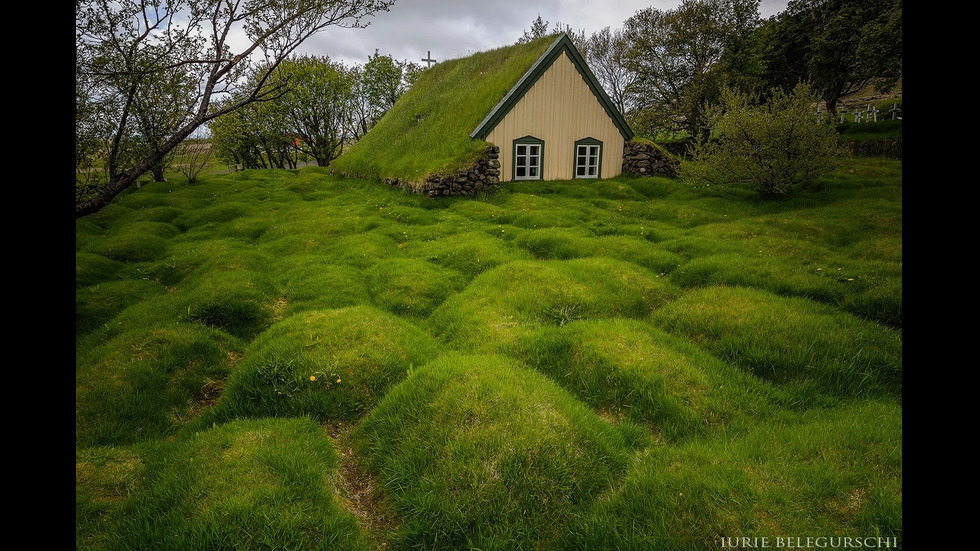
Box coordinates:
[761,0,902,116]
[622,0,761,139]
[688,83,846,196]
[347,50,420,140]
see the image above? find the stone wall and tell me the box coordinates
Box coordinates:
[422,146,502,197]
[622,140,680,177]
[844,138,902,159]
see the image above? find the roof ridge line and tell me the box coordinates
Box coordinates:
[470,33,633,141]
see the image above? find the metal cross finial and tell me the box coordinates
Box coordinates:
[422,51,436,68]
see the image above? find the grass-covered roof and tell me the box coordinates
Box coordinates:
[331,35,558,187]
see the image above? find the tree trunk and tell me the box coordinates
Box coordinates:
[151,164,167,182]
[825,96,839,124]
[76,170,143,218]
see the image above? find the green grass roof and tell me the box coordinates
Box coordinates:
[331,35,558,187]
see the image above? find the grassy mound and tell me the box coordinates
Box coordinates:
[564,400,902,549]
[76,418,372,550]
[204,306,441,423]
[175,269,281,340]
[516,318,783,440]
[75,323,238,447]
[652,286,902,401]
[668,253,902,327]
[427,258,681,353]
[281,260,371,314]
[364,258,466,318]
[76,157,902,549]
[351,354,643,549]
[403,230,534,277]
[76,279,166,336]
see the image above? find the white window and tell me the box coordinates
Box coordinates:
[575,139,602,179]
[514,137,544,180]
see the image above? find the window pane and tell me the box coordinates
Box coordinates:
[590,146,599,156]
[588,166,597,176]
[577,166,586,176]
[517,167,526,177]
[517,145,526,156]
[529,167,537,177]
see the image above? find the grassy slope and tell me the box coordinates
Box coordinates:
[330,36,556,188]
[76,158,902,549]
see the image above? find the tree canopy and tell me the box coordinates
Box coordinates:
[621,0,761,139]
[75,0,395,217]
[758,0,902,118]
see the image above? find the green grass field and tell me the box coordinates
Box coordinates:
[76,157,902,550]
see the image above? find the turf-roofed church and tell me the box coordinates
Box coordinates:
[332,33,636,196]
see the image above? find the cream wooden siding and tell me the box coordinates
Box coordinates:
[485,51,625,182]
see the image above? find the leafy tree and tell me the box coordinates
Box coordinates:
[762,0,902,120]
[278,55,355,167]
[688,83,845,197]
[516,14,586,47]
[209,79,297,171]
[75,0,394,218]
[174,138,214,183]
[622,0,760,139]
[580,26,637,116]
[517,14,551,44]
[346,51,417,140]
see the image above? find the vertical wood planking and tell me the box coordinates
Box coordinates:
[487,52,625,181]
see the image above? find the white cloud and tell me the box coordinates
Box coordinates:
[296,0,789,67]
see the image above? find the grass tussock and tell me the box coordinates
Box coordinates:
[77,418,373,550]
[202,306,441,424]
[351,354,644,549]
[652,286,902,401]
[77,157,901,549]
[516,318,784,440]
[563,400,902,550]
[75,323,239,447]
[427,258,681,353]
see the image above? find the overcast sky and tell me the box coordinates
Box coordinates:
[297,0,791,67]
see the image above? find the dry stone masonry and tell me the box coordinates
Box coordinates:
[380,141,682,197]
[422,145,501,197]
[622,140,680,177]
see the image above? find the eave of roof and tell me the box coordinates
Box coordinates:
[470,33,634,142]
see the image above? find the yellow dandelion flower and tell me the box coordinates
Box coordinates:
[336,378,342,383]
[310,375,316,381]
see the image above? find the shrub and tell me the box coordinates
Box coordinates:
[688,83,845,197]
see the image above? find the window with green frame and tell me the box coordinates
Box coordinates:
[574,138,602,178]
[513,136,544,180]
